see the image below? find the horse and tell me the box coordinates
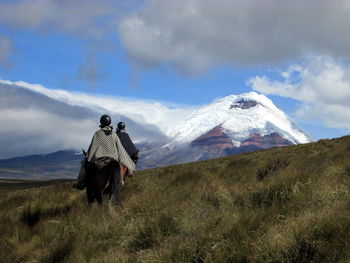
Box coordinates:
[82,150,128,206]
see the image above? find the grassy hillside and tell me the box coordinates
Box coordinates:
[0,179,73,192]
[2,136,350,262]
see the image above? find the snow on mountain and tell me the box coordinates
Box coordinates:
[166,92,311,148]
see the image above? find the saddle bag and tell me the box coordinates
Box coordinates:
[95,157,114,170]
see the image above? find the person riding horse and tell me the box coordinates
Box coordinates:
[116,121,139,166]
[74,115,135,205]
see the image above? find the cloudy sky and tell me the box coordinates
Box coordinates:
[1,0,350,158]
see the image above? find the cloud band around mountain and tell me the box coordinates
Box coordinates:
[0,79,187,158]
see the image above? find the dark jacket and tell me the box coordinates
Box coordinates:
[116,129,139,162]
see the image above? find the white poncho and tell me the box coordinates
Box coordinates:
[86,126,135,172]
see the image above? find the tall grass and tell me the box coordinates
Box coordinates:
[2,136,350,262]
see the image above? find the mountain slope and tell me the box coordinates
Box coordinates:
[1,135,350,262]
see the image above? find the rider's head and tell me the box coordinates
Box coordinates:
[99,114,112,128]
[117,121,126,130]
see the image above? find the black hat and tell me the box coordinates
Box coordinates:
[117,121,126,130]
[100,114,111,128]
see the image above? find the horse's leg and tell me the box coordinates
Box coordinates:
[112,165,122,207]
[96,166,107,205]
[86,187,95,204]
[85,163,98,204]
[107,176,113,201]
[119,164,125,185]
[96,192,103,204]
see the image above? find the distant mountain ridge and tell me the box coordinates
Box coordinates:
[0,150,82,180]
[0,150,82,167]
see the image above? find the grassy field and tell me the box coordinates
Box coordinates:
[2,136,350,262]
[0,179,73,192]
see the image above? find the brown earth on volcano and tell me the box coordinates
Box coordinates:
[191,126,236,154]
[191,127,293,158]
[240,132,293,149]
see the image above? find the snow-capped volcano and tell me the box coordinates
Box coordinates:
[166,92,311,147]
[138,92,312,168]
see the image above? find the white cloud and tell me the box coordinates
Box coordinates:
[0,0,140,84]
[0,108,96,158]
[247,57,350,130]
[3,0,350,77]
[0,79,194,134]
[0,82,97,158]
[0,0,118,36]
[119,0,350,75]
[0,37,13,68]
[0,79,192,158]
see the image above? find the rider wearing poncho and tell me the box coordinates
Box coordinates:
[116,121,139,164]
[74,115,135,190]
[87,123,135,171]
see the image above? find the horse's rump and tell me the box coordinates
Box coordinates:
[85,157,117,203]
